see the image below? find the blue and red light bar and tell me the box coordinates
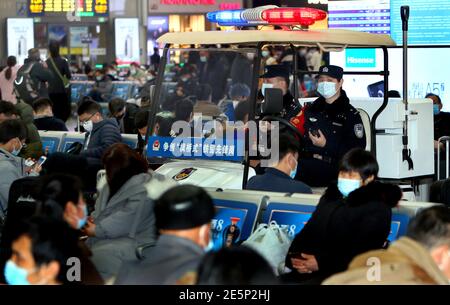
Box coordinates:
[206,6,327,27]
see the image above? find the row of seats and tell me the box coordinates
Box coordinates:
[70,81,141,103]
[205,188,438,249]
[38,131,138,155]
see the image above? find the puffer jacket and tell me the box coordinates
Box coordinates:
[323,237,449,285]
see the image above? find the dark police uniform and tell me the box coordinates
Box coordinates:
[296,89,366,187]
[434,111,450,140]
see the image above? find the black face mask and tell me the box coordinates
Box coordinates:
[116,113,125,121]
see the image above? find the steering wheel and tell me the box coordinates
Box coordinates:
[261,115,303,140]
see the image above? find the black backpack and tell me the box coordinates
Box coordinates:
[14,62,40,104]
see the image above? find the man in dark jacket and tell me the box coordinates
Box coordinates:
[19,48,53,101]
[115,185,215,285]
[291,65,366,187]
[46,40,72,122]
[77,100,122,167]
[32,98,68,131]
[282,149,402,284]
[246,133,312,194]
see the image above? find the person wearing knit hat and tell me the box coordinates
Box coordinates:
[115,185,215,285]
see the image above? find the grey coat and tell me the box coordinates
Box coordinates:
[86,173,157,281]
[0,148,26,216]
[115,234,204,285]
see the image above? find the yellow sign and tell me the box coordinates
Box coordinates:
[29,0,109,16]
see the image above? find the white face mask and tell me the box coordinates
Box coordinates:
[82,120,93,132]
[261,83,274,97]
[317,81,338,99]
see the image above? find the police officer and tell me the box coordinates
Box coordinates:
[294,65,366,187]
[260,64,301,121]
[114,185,215,285]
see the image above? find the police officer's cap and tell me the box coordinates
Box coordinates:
[318,65,344,80]
[260,64,290,79]
[155,185,215,230]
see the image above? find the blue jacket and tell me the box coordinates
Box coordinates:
[246,168,312,194]
[81,118,122,164]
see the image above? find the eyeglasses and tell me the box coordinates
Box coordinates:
[80,112,97,124]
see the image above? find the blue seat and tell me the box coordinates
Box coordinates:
[121,134,138,149]
[71,83,86,103]
[59,133,86,153]
[207,189,266,251]
[111,82,133,101]
[38,131,65,155]
[262,201,317,240]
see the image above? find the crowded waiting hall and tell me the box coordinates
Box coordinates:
[0,0,449,293]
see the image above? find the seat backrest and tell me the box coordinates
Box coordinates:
[121,133,138,149]
[59,132,86,152]
[207,189,267,250]
[357,108,371,151]
[262,195,320,240]
[112,82,133,100]
[38,131,66,154]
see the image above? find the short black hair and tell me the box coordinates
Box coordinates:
[196,246,278,285]
[339,148,379,180]
[196,84,212,102]
[38,174,83,222]
[11,216,83,284]
[0,119,27,144]
[0,100,19,117]
[406,205,450,250]
[426,93,442,104]
[108,98,126,116]
[32,98,53,113]
[134,110,150,129]
[155,113,174,137]
[77,100,101,116]
[175,98,194,122]
[278,133,301,162]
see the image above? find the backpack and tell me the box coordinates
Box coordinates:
[14,62,40,104]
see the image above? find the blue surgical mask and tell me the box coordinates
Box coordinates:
[4,260,31,285]
[290,157,298,179]
[12,140,23,156]
[77,205,88,230]
[262,50,270,57]
[317,81,338,99]
[434,104,441,116]
[337,178,361,197]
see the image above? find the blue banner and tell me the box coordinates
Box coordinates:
[146,136,245,162]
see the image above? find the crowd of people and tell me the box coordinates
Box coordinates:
[0,41,449,286]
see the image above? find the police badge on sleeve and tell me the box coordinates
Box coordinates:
[354,124,364,139]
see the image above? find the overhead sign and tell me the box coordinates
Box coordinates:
[28,0,109,17]
[7,18,35,65]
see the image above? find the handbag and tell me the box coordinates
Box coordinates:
[242,221,292,275]
[49,57,70,89]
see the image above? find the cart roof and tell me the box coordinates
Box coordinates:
[157,29,396,48]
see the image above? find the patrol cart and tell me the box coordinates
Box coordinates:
[145,6,434,198]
